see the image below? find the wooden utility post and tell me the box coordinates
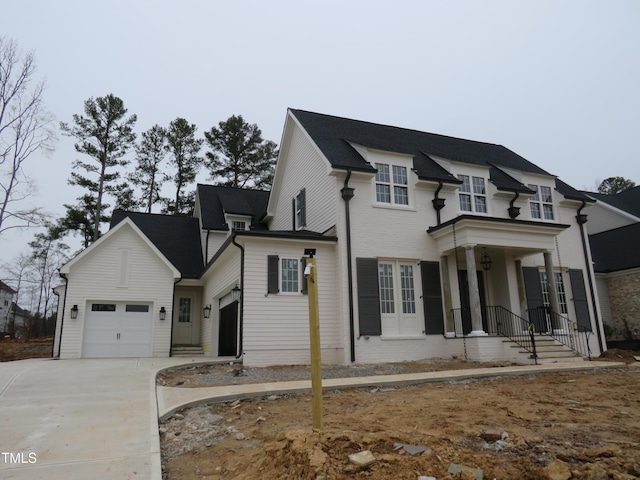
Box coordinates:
[305,250,323,430]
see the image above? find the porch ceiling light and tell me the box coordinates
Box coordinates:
[70,304,78,319]
[159,307,167,321]
[481,248,492,271]
[203,304,212,319]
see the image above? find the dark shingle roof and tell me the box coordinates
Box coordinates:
[555,179,594,203]
[489,165,536,194]
[590,222,640,273]
[197,185,270,231]
[585,186,640,218]
[110,210,204,279]
[290,109,553,177]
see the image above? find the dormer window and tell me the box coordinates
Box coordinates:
[458,175,487,213]
[375,163,408,206]
[231,221,246,231]
[528,184,554,220]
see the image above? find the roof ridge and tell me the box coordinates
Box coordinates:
[289,108,507,149]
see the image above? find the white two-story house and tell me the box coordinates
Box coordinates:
[53,109,606,365]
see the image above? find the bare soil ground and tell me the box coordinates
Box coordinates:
[0,337,53,362]
[160,350,640,480]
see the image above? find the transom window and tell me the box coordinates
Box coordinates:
[281,258,299,293]
[458,175,487,213]
[528,185,554,220]
[378,261,420,336]
[375,163,409,205]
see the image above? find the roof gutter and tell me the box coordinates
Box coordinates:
[340,169,356,362]
[231,234,245,359]
[576,201,604,354]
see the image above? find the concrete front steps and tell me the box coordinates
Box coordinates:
[509,336,585,364]
[171,345,204,357]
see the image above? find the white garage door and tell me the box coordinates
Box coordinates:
[83,302,153,358]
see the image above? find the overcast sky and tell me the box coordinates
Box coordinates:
[1,0,639,265]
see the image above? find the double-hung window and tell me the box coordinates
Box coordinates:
[528,185,554,220]
[281,258,299,293]
[375,163,409,206]
[458,175,487,213]
[377,261,419,335]
[293,189,306,229]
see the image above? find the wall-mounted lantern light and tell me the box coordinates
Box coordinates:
[480,247,492,271]
[203,304,212,318]
[70,304,79,319]
[159,307,167,321]
[231,284,241,303]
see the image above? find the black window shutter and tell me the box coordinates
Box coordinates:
[300,257,308,294]
[420,261,444,335]
[569,269,591,331]
[356,258,382,336]
[523,266,545,331]
[291,198,296,230]
[267,255,279,294]
[299,188,306,227]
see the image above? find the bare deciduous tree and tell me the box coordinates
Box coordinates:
[0,37,56,236]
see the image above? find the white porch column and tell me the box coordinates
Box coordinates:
[465,245,486,336]
[543,251,561,329]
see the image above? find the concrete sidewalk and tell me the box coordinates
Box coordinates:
[157,360,625,421]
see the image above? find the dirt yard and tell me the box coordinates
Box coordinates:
[0,337,53,362]
[160,351,640,480]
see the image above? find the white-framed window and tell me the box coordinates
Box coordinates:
[295,189,306,229]
[378,260,420,336]
[231,221,246,231]
[281,258,300,293]
[528,184,554,220]
[458,175,487,213]
[375,163,409,206]
[540,271,568,314]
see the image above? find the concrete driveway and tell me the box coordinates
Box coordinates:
[0,357,202,480]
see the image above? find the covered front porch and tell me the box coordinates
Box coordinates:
[428,216,591,361]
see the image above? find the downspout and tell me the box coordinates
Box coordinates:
[576,201,604,353]
[508,192,521,219]
[205,229,211,263]
[232,234,245,359]
[168,276,182,357]
[55,273,69,359]
[432,181,445,226]
[340,169,356,362]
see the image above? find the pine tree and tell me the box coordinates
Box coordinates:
[164,118,202,215]
[60,94,137,242]
[130,124,167,213]
[204,114,278,188]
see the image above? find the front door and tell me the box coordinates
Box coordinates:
[173,295,195,345]
[458,270,488,334]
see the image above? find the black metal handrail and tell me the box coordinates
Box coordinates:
[452,306,538,364]
[527,306,592,360]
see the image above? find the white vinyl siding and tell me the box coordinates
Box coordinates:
[59,224,175,359]
[269,120,337,233]
[239,237,341,366]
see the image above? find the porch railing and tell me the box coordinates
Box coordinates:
[452,306,538,363]
[527,306,592,360]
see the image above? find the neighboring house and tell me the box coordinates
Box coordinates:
[1,280,17,334]
[584,186,640,341]
[53,109,606,365]
[0,281,30,337]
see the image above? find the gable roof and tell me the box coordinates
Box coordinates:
[289,109,553,177]
[0,280,16,294]
[110,211,203,279]
[585,186,640,218]
[589,222,640,273]
[196,184,270,231]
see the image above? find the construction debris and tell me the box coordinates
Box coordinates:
[348,450,376,466]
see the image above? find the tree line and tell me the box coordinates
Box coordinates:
[60,93,278,248]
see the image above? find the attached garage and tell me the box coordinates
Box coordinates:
[82,302,153,358]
